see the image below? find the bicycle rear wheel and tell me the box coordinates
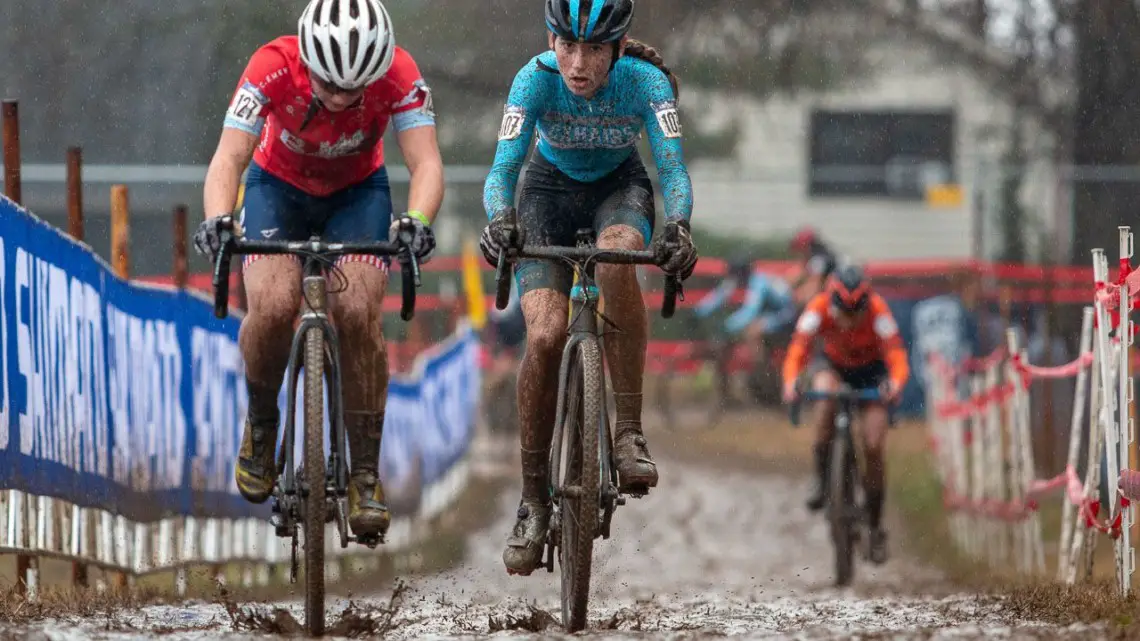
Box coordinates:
[558,339,602,632]
[303,326,326,635]
[829,432,856,587]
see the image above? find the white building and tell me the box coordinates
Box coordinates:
[682,19,1060,262]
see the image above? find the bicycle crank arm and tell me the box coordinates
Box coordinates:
[602,485,626,506]
[544,543,556,573]
[290,533,299,584]
[349,534,385,549]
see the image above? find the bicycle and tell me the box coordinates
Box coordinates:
[653,316,727,431]
[655,314,789,431]
[209,218,420,636]
[481,317,524,437]
[789,385,887,587]
[743,324,794,409]
[491,210,681,632]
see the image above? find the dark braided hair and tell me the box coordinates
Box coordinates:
[623,39,680,99]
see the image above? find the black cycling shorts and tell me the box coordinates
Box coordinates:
[514,151,655,296]
[812,357,888,391]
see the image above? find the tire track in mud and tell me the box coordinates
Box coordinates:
[377,458,1102,639]
[20,454,1109,639]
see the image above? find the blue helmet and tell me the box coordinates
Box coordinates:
[545,0,633,44]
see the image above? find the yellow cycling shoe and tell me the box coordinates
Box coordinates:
[235,418,278,504]
[347,471,391,538]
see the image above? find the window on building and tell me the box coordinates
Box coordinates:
[808,110,955,200]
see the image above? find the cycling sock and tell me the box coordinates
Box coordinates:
[866,489,884,529]
[246,378,281,427]
[520,448,550,504]
[813,442,830,482]
[346,410,384,477]
[614,392,642,435]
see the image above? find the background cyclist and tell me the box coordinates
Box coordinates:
[781,263,909,565]
[482,278,526,434]
[787,226,839,306]
[479,0,698,576]
[693,253,798,407]
[192,0,442,543]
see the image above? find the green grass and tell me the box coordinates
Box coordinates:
[886,443,995,584]
[884,434,1140,631]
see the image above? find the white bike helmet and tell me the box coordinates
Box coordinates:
[298,0,396,90]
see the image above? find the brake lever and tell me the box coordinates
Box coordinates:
[407,250,422,287]
[395,217,423,286]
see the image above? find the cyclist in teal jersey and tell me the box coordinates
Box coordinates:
[694,255,798,338]
[479,0,698,576]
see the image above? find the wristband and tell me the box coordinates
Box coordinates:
[407,210,431,226]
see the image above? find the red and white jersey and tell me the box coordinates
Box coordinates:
[223,36,435,196]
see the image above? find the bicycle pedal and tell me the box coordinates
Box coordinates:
[352,533,384,548]
[621,485,650,499]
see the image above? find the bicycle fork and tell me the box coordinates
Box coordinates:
[270,269,354,561]
[543,282,624,570]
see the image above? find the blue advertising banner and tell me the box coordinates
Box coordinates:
[0,197,252,520]
[1,196,478,523]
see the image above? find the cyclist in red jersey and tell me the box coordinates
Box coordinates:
[787,226,837,306]
[192,0,444,542]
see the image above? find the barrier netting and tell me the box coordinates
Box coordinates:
[924,227,1138,594]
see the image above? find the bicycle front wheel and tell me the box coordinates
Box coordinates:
[302,326,327,635]
[829,431,856,587]
[558,339,602,632]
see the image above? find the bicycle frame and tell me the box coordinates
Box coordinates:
[490,212,680,632]
[493,224,680,507]
[210,222,419,636]
[275,256,349,540]
[210,227,420,547]
[792,387,884,474]
[791,385,889,585]
[546,231,616,533]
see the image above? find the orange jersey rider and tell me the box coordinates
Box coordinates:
[780,263,909,566]
[782,267,909,400]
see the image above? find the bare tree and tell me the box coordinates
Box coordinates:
[1070,0,1140,263]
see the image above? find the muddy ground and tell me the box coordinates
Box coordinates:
[2,413,1116,640]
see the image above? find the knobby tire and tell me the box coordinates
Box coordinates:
[829,434,855,587]
[560,340,602,632]
[303,326,327,635]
